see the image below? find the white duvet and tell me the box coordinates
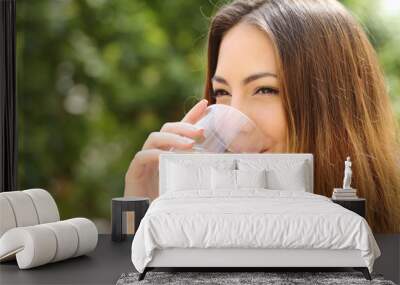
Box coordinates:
[131,189,380,273]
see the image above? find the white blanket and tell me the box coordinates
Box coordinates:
[131,190,380,273]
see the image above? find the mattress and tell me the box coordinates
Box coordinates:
[131,189,380,273]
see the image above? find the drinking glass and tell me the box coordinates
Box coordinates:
[174,104,267,153]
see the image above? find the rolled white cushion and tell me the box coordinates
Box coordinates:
[66,218,98,257]
[0,218,98,269]
[0,226,57,269]
[0,196,17,237]
[23,189,60,223]
[42,221,79,262]
[0,191,39,227]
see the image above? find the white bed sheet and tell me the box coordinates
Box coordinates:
[131,189,380,273]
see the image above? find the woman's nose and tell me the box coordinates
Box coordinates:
[230,95,251,118]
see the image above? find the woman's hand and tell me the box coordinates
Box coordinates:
[124,99,208,200]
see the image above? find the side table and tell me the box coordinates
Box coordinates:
[331,198,366,218]
[111,197,150,242]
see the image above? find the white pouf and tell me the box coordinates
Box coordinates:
[0,196,17,237]
[0,218,98,269]
[23,188,60,223]
[0,189,98,269]
[42,221,79,262]
[0,191,39,227]
[0,225,57,268]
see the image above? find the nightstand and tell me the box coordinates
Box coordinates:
[111,197,150,242]
[331,198,366,218]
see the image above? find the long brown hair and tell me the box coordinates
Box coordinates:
[203,0,400,233]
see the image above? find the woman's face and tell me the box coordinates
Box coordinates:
[212,22,288,153]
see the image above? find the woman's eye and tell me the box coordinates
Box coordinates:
[254,87,279,96]
[212,89,231,97]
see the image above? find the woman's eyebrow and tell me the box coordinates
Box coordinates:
[212,72,277,86]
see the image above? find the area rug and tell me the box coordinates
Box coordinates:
[116,271,396,285]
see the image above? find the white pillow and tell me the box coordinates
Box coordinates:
[266,166,307,191]
[166,159,236,192]
[237,159,309,192]
[167,162,211,191]
[211,168,267,190]
[236,169,267,188]
[211,168,236,190]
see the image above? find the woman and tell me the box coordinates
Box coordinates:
[124,0,400,233]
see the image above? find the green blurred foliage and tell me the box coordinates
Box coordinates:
[17,0,216,222]
[16,0,400,225]
[342,0,400,114]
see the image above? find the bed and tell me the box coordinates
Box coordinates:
[130,153,381,281]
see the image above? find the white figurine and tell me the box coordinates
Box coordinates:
[342,156,352,189]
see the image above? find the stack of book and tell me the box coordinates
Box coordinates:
[332,188,358,200]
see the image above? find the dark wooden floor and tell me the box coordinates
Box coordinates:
[373,234,400,284]
[0,234,398,284]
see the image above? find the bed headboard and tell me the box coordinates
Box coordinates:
[159,153,314,195]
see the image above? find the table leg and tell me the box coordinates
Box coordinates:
[111,200,123,241]
[134,202,149,233]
